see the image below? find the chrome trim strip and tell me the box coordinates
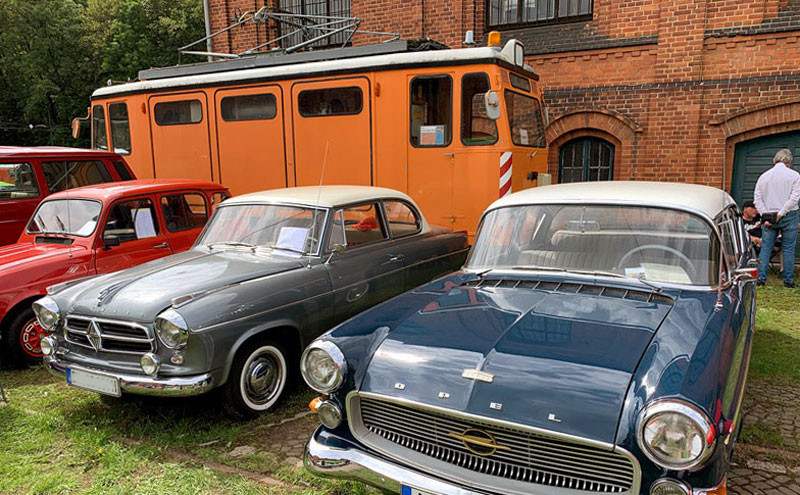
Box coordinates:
[44,354,213,397]
[347,391,642,495]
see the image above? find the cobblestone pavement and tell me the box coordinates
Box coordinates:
[252,382,800,494]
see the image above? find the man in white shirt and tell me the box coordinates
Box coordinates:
[754,148,800,287]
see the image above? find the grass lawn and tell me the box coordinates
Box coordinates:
[1,278,798,494]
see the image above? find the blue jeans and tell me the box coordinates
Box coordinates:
[758,209,799,283]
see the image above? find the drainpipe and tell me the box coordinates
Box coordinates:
[203,0,213,61]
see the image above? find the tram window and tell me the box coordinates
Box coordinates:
[504,90,546,148]
[154,100,203,126]
[109,103,131,154]
[298,87,362,117]
[92,105,108,151]
[509,73,531,92]
[461,73,498,146]
[410,76,452,147]
[221,94,277,121]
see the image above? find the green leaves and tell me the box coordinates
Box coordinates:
[0,0,204,146]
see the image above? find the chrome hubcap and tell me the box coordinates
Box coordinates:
[244,354,281,404]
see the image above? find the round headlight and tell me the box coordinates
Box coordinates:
[154,309,189,349]
[140,353,160,376]
[301,341,347,393]
[637,400,715,470]
[40,336,58,356]
[32,297,60,332]
[317,400,343,429]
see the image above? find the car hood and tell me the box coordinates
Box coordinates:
[360,282,674,445]
[0,240,84,271]
[62,249,305,320]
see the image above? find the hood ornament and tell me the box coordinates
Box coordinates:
[448,428,510,456]
[462,368,494,383]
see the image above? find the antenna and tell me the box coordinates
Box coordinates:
[308,141,330,267]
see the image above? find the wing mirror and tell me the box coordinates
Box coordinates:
[484,90,501,120]
[71,108,90,139]
[102,233,121,249]
[325,243,347,264]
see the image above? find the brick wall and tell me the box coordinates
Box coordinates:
[204,0,800,191]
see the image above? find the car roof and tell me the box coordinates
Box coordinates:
[44,179,227,202]
[490,181,737,220]
[0,146,122,159]
[223,185,417,208]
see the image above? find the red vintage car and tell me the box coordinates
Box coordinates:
[0,146,137,246]
[0,179,230,366]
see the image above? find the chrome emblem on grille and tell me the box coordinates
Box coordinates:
[461,368,494,383]
[87,320,102,352]
[448,428,510,456]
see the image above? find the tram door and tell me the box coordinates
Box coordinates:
[148,93,213,181]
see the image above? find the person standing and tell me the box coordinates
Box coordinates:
[754,148,800,287]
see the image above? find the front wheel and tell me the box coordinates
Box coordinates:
[222,340,290,419]
[2,308,46,367]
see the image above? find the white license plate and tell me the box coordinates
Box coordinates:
[67,368,121,397]
[402,486,438,495]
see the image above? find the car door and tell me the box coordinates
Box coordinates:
[94,195,174,274]
[0,161,42,245]
[324,201,405,322]
[157,190,210,252]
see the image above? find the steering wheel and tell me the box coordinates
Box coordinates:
[617,244,697,280]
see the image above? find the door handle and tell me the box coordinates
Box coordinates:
[443,152,454,157]
[387,253,405,262]
[153,242,169,249]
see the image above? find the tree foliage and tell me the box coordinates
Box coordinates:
[0,0,204,146]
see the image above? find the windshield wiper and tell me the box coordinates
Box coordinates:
[270,245,306,255]
[206,241,256,252]
[511,266,662,292]
[33,215,67,237]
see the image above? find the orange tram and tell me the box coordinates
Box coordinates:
[83,37,549,235]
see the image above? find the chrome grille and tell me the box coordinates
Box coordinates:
[64,315,154,355]
[354,395,637,494]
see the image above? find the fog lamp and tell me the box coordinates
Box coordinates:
[651,479,690,495]
[140,353,160,376]
[40,336,58,356]
[317,400,343,429]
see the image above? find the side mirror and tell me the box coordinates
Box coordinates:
[103,233,121,249]
[484,90,501,120]
[325,243,347,264]
[71,108,90,140]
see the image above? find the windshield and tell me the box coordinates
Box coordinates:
[27,199,102,237]
[196,204,326,255]
[468,204,720,286]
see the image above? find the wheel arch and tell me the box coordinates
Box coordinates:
[0,294,45,339]
[218,319,304,386]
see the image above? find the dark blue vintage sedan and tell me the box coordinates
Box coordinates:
[302,182,756,495]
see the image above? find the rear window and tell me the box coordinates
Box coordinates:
[112,161,134,181]
[161,193,208,232]
[221,94,277,121]
[154,100,203,125]
[41,161,113,193]
[109,102,131,154]
[0,162,39,199]
[298,87,363,117]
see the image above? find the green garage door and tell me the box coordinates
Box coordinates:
[731,131,800,205]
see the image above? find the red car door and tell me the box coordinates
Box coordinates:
[157,190,211,252]
[0,161,44,246]
[94,195,174,274]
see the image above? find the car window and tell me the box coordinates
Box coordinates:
[717,211,739,273]
[109,102,131,154]
[210,191,230,211]
[112,160,134,181]
[504,90,546,147]
[103,198,159,242]
[410,75,452,147]
[41,160,113,193]
[93,104,108,151]
[383,200,421,238]
[461,73,498,146]
[28,199,102,236]
[329,202,387,248]
[0,162,39,199]
[161,193,208,232]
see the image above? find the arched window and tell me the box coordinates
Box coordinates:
[559,137,614,183]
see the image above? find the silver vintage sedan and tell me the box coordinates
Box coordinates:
[36,186,469,417]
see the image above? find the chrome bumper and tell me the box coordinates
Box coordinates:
[44,354,214,397]
[305,426,482,495]
[305,427,728,495]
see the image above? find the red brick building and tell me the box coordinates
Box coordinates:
[207,0,800,203]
